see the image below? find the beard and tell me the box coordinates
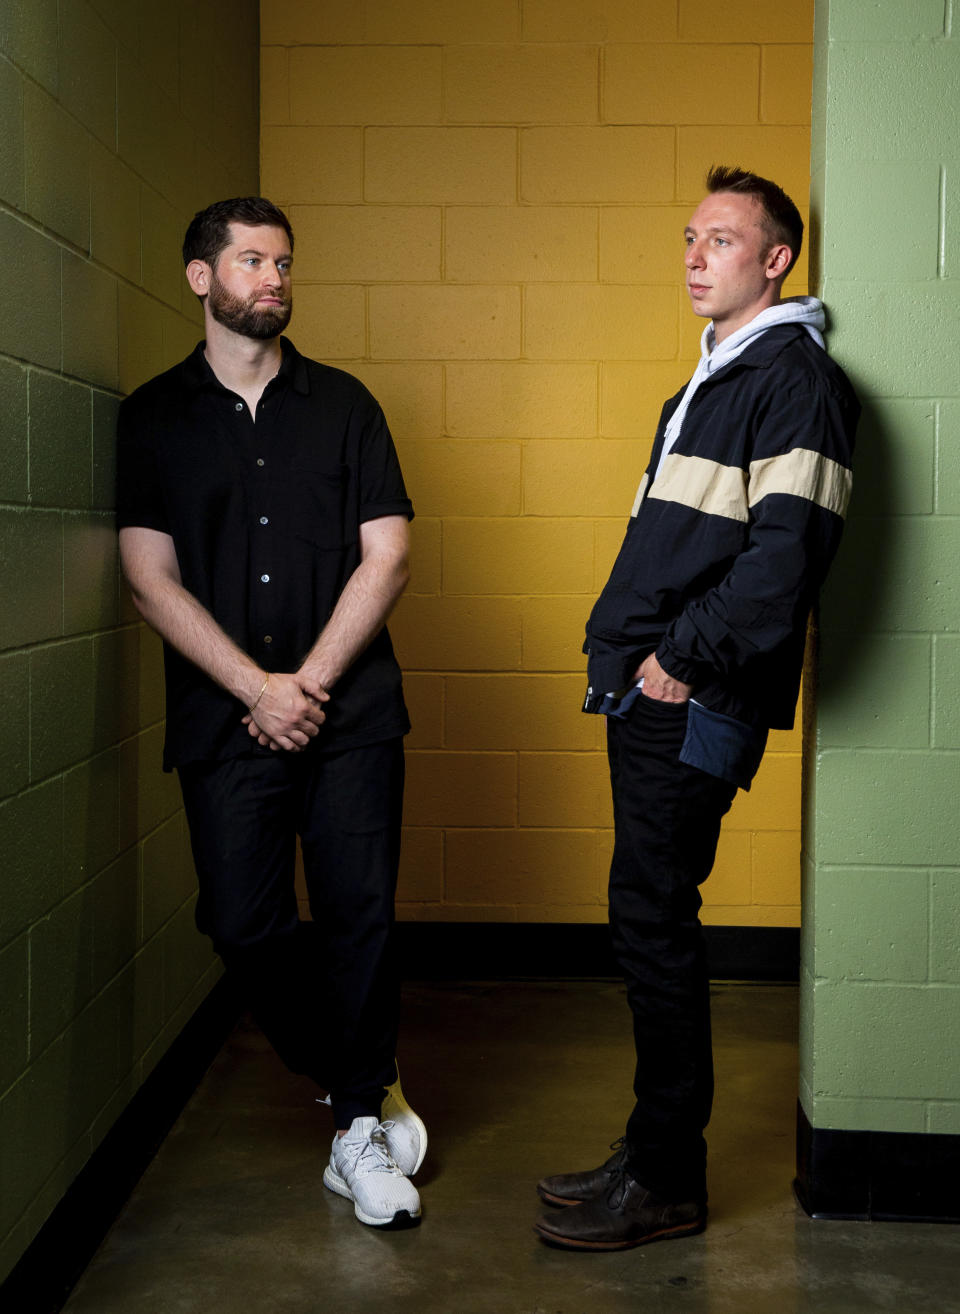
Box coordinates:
[207,272,292,340]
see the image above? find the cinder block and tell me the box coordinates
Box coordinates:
[761,44,813,124]
[29,889,98,1056]
[23,83,90,251]
[89,849,140,988]
[260,46,289,124]
[91,389,119,512]
[391,594,522,671]
[0,507,62,649]
[404,751,517,826]
[679,0,813,43]
[63,513,118,636]
[0,0,58,94]
[118,283,166,395]
[0,652,29,798]
[813,867,929,983]
[261,129,362,206]
[678,127,812,204]
[601,360,693,438]
[930,870,960,984]
[446,206,598,283]
[337,363,444,441]
[523,439,648,517]
[141,815,195,941]
[445,829,599,905]
[0,357,27,504]
[62,253,119,390]
[291,285,365,360]
[767,719,801,753]
[370,285,521,361]
[62,747,121,893]
[750,830,801,908]
[444,518,595,595]
[395,439,521,517]
[140,191,183,309]
[27,372,88,511]
[30,637,97,780]
[518,751,611,827]
[397,828,443,903]
[702,830,752,908]
[514,903,609,924]
[600,206,694,283]
[818,633,931,750]
[0,778,63,945]
[446,362,598,437]
[604,44,759,125]
[59,0,116,147]
[402,673,444,748]
[825,165,940,284]
[727,753,801,832]
[445,45,598,124]
[260,0,365,43]
[851,399,935,519]
[0,55,24,212]
[520,594,595,673]
[595,518,629,589]
[408,517,442,594]
[521,127,675,204]
[289,206,440,281]
[366,128,517,203]
[90,143,141,285]
[0,934,28,1093]
[445,674,601,750]
[523,0,678,42]
[0,213,61,371]
[934,635,960,749]
[289,48,441,125]
[525,284,677,362]
[365,0,520,43]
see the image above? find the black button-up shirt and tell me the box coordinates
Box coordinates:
[117,338,413,769]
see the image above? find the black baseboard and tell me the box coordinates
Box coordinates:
[795,1102,960,1223]
[1,977,239,1314]
[395,921,799,982]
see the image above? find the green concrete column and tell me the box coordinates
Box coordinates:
[800,0,960,1218]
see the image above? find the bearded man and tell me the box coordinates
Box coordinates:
[117,197,425,1230]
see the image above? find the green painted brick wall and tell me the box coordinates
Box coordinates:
[0,0,259,1283]
[802,0,960,1136]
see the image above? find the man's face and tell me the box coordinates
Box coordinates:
[683,192,782,342]
[207,222,293,340]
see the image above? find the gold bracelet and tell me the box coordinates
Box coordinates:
[250,673,269,712]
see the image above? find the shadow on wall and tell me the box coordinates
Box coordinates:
[815,389,899,721]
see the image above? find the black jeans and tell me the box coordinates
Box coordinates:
[178,738,404,1128]
[607,696,737,1203]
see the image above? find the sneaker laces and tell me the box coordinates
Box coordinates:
[343,1121,403,1179]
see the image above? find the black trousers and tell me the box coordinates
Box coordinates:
[607,697,738,1203]
[178,738,404,1129]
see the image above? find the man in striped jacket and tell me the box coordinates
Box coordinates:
[535,166,859,1252]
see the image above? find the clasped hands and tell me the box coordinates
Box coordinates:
[242,670,330,752]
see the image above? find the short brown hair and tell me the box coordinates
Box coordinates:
[182,197,294,270]
[706,165,803,275]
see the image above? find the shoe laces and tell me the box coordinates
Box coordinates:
[342,1121,403,1179]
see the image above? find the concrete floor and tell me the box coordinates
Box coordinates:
[64,981,960,1314]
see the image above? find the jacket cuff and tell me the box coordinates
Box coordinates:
[654,638,703,688]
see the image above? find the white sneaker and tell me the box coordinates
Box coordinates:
[381,1075,427,1177]
[323,1117,421,1227]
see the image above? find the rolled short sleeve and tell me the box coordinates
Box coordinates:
[116,395,169,534]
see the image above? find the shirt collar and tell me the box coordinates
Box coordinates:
[180,335,310,396]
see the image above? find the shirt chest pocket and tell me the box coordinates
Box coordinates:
[287,458,353,549]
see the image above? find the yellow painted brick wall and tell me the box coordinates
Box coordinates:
[262,0,814,928]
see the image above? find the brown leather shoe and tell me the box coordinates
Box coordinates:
[537,1139,629,1206]
[534,1171,706,1251]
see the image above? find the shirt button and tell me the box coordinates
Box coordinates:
[256,458,265,466]
[259,516,269,525]
[264,635,272,644]
[260,574,270,583]
[235,402,243,412]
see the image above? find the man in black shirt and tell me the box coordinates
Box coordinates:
[118,197,425,1229]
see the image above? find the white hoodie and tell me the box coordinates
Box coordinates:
[654,295,827,480]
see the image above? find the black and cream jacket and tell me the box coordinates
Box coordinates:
[584,324,859,732]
